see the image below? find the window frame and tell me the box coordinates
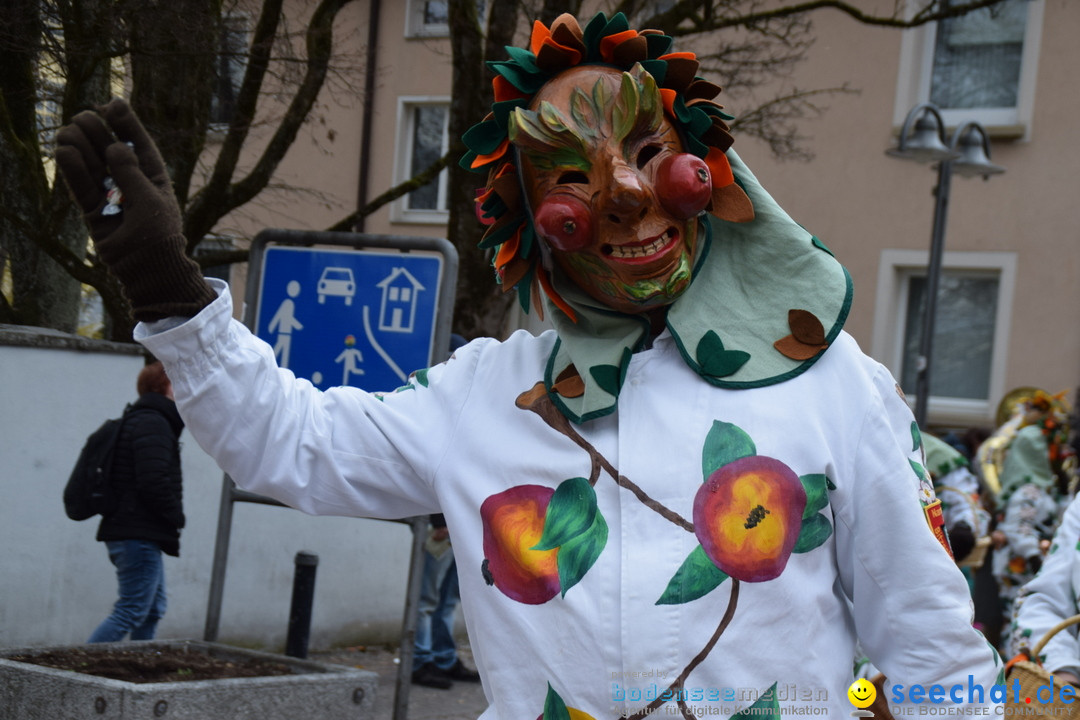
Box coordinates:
[405,0,487,38]
[871,249,1017,426]
[892,0,1044,137]
[391,96,451,224]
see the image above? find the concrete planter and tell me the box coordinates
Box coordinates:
[0,640,377,720]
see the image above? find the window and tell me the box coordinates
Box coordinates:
[392,99,450,223]
[893,0,1043,134]
[871,250,1017,425]
[405,0,486,38]
[210,15,249,126]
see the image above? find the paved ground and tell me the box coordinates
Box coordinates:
[310,644,488,720]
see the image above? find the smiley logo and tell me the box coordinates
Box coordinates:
[848,678,877,709]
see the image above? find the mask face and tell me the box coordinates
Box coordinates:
[512,65,711,315]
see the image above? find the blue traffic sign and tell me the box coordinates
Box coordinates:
[253,244,446,392]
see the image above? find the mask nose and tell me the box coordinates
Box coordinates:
[601,161,649,224]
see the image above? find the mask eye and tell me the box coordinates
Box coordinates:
[557,171,589,185]
[636,145,662,170]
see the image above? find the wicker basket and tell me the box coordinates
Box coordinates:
[1006,614,1080,716]
[937,484,991,569]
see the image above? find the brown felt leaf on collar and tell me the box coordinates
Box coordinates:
[711,182,754,223]
[773,309,828,361]
[552,365,585,398]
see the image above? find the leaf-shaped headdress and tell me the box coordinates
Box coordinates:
[460,11,752,320]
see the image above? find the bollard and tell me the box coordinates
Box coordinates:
[285,551,319,658]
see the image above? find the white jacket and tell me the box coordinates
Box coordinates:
[139,280,1001,719]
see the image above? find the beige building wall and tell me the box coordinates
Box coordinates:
[219,0,1079,432]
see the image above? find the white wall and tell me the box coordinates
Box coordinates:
[0,327,413,651]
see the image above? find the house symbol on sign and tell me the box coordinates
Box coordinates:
[377,267,425,333]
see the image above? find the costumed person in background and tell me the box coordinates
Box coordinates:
[88,361,185,643]
[55,13,1001,718]
[1005,494,1080,685]
[923,432,992,575]
[988,391,1077,644]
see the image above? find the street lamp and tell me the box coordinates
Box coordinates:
[886,103,1005,429]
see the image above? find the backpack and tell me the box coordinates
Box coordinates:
[63,405,133,521]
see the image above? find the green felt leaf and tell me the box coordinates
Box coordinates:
[911,421,922,452]
[826,477,837,491]
[811,235,835,257]
[909,459,928,483]
[487,61,546,94]
[793,512,832,554]
[582,13,609,61]
[683,131,709,159]
[492,99,528,130]
[645,34,672,58]
[412,368,429,388]
[800,474,830,516]
[462,119,505,155]
[543,683,572,720]
[534,477,598,551]
[518,222,535,258]
[459,150,478,172]
[589,364,621,397]
[688,106,712,136]
[478,218,522,249]
[505,46,539,74]
[588,348,630,397]
[732,684,780,719]
[696,330,750,378]
[702,420,756,480]
[640,59,667,86]
[557,508,608,596]
[601,12,630,39]
[656,545,728,605]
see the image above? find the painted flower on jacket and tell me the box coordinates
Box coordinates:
[693,455,806,582]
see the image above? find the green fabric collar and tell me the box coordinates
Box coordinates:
[541,149,853,424]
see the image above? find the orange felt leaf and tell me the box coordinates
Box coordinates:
[710,182,755,223]
[537,267,576,322]
[493,75,528,103]
[600,30,639,63]
[499,255,533,292]
[530,20,551,55]
[659,52,698,62]
[470,138,509,169]
[552,365,585,398]
[495,227,521,269]
[659,88,677,117]
[705,148,734,188]
[773,335,827,361]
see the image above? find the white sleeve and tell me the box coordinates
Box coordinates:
[1010,497,1080,676]
[834,363,1002,704]
[136,279,475,520]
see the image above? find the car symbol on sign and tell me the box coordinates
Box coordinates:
[317,267,356,305]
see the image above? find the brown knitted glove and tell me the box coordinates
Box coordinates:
[54,98,217,321]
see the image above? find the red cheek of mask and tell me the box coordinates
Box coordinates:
[534,196,593,252]
[657,153,712,220]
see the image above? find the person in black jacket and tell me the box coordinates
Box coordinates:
[88,360,185,643]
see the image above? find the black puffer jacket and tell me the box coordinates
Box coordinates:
[96,392,185,556]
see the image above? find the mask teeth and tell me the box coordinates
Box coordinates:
[608,229,671,259]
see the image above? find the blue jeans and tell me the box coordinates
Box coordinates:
[413,548,460,671]
[88,540,167,643]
